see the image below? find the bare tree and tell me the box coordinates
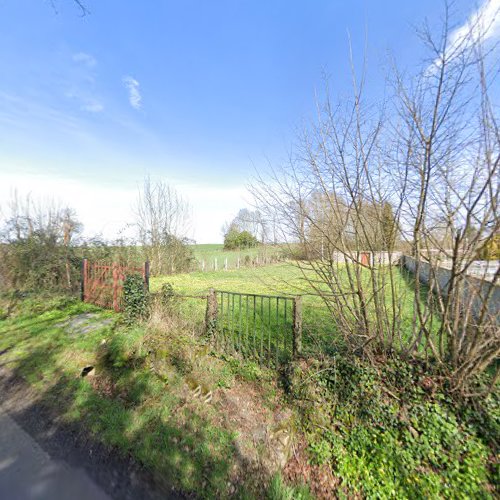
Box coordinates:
[134,177,193,275]
[0,192,82,291]
[251,2,499,393]
[48,0,90,17]
[223,208,267,243]
[393,2,500,391]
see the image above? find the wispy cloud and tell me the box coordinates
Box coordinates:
[426,0,500,73]
[449,0,500,52]
[72,51,97,68]
[69,52,103,112]
[123,76,142,110]
[65,88,104,114]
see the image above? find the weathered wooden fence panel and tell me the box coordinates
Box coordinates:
[207,289,302,366]
[81,259,149,312]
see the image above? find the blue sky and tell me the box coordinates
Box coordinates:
[0,0,495,242]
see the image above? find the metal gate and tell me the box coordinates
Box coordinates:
[207,290,302,366]
[81,259,149,312]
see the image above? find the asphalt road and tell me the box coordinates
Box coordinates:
[0,406,109,500]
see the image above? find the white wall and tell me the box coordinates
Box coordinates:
[402,255,499,324]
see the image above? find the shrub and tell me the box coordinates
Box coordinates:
[267,474,313,500]
[477,234,500,260]
[224,229,259,250]
[123,274,149,323]
[159,282,175,307]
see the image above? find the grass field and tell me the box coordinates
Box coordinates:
[151,262,423,358]
[0,274,494,498]
[190,243,282,271]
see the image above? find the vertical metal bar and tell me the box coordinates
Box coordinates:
[112,262,119,312]
[238,295,241,351]
[253,295,257,356]
[260,296,264,364]
[245,295,249,357]
[231,293,235,352]
[293,296,303,357]
[276,297,279,366]
[144,261,150,292]
[224,292,228,351]
[223,292,227,349]
[227,292,231,351]
[284,299,288,358]
[81,258,88,302]
[219,291,224,350]
[268,297,271,367]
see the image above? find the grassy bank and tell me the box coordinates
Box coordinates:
[1,291,497,498]
[0,294,306,498]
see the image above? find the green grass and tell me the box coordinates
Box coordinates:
[153,264,339,359]
[0,291,496,499]
[190,243,282,271]
[0,294,279,497]
[152,262,435,359]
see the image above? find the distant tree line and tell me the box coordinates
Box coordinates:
[0,178,195,294]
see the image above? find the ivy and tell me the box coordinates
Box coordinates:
[123,273,149,323]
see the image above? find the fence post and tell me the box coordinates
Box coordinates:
[215,257,218,271]
[81,258,88,302]
[224,257,228,271]
[112,262,119,312]
[293,296,303,357]
[205,288,218,336]
[144,261,150,292]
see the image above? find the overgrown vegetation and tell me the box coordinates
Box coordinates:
[283,356,498,498]
[122,273,150,323]
[149,264,499,496]
[0,194,82,293]
[134,177,194,275]
[224,228,259,250]
[1,260,498,498]
[0,293,294,497]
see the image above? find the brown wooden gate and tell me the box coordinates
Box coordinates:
[81,259,149,312]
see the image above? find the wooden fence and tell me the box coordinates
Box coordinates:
[206,289,302,366]
[81,259,149,312]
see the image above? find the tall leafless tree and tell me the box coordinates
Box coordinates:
[134,177,192,275]
[251,2,499,393]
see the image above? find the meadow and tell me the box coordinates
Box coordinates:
[151,262,422,360]
[190,243,283,271]
[0,295,296,497]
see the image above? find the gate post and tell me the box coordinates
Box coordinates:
[293,296,303,357]
[144,261,150,292]
[81,259,88,302]
[205,288,218,336]
[112,262,119,312]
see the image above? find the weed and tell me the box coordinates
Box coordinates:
[267,473,313,500]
